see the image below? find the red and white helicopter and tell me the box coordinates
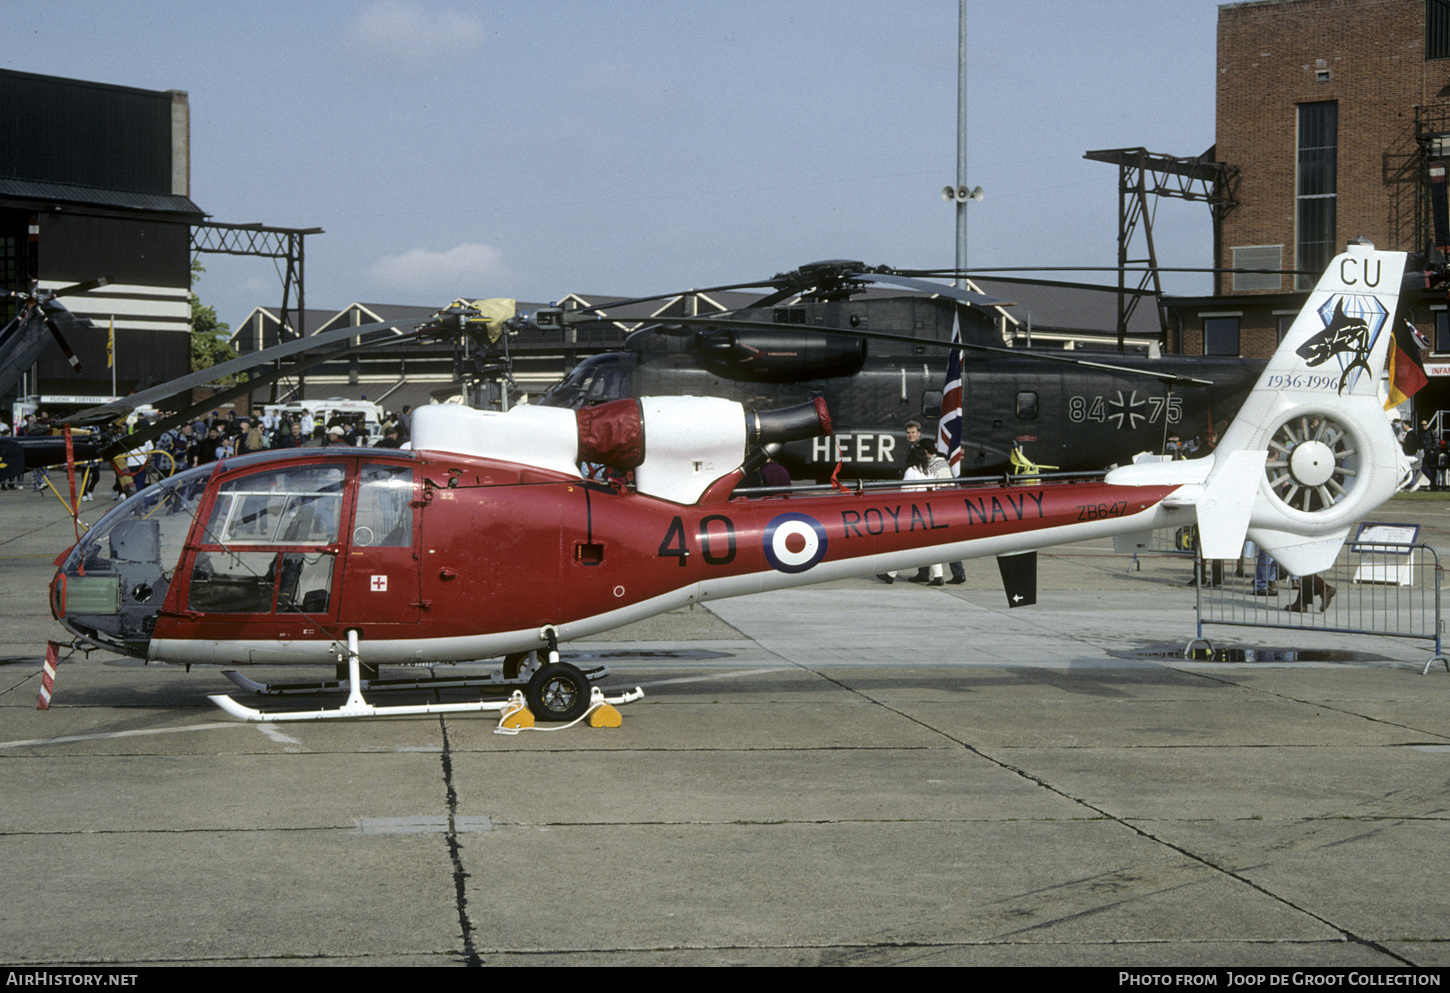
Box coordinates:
[49,243,1413,723]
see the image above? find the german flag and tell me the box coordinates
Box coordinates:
[1385,318,1429,410]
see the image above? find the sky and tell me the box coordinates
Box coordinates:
[6,0,1227,331]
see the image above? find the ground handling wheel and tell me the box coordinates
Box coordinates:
[525,661,592,722]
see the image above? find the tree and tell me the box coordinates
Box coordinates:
[189,259,237,377]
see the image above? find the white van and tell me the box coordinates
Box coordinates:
[262,398,385,445]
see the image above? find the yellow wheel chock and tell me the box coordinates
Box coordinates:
[498,691,535,730]
[493,686,641,735]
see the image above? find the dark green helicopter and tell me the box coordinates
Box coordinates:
[531,260,1266,482]
[1,261,1266,488]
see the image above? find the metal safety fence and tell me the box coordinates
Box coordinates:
[1188,542,1447,673]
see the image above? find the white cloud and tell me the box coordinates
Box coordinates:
[367,242,514,295]
[343,1,486,70]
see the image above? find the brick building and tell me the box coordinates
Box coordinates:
[1167,0,1450,416]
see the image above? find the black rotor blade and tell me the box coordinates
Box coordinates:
[735,284,808,310]
[635,314,1216,387]
[895,266,1318,278]
[94,347,350,459]
[565,277,791,318]
[843,271,1015,309]
[72,312,444,425]
[86,325,446,457]
[49,276,112,298]
[44,318,81,373]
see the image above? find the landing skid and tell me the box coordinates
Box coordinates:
[209,684,645,723]
[208,631,640,723]
[219,664,610,697]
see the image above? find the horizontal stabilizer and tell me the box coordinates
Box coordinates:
[1194,449,1267,560]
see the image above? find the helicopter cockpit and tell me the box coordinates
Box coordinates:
[52,460,218,658]
[537,352,637,409]
[51,450,419,662]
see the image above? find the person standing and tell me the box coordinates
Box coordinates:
[905,441,958,587]
[878,422,924,584]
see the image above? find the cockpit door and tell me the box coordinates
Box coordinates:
[335,462,421,630]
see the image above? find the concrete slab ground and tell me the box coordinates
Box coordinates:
[0,484,1448,968]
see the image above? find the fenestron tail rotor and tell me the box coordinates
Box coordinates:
[1265,414,1360,514]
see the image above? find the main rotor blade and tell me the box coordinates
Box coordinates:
[843,271,1016,309]
[565,277,791,317]
[635,315,1217,387]
[94,346,355,458]
[44,318,82,373]
[73,313,441,423]
[48,276,112,298]
[896,266,1318,277]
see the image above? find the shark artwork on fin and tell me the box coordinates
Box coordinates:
[1294,290,1388,396]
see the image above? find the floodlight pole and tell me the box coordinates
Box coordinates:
[955,0,968,284]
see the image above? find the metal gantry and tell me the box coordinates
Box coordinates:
[190,222,323,400]
[1084,148,1241,349]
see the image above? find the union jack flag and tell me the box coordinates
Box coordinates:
[936,312,963,471]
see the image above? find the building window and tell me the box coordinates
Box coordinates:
[1278,315,1296,343]
[1232,245,1283,292]
[1430,0,1450,59]
[0,232,16,327]
[1297,101,1338,290]
[1204,317,1240,356]
[0,212,24,328]
[1436,310,1450,353]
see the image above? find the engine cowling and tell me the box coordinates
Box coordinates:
[694,330,866,382]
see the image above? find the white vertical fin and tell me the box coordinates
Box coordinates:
[1107,242,1411,575]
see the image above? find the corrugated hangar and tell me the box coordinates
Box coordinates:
[0,68,201,413]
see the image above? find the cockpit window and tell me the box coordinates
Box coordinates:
[53,462,219,655]
[540,354,631,409]
[201,465,345,546]
[353,464,413,547]
[188,465,346,616]
[61,462,216,581]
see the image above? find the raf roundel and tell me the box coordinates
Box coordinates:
[763,512,829,573]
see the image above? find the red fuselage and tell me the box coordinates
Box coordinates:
[52,447,1178,667]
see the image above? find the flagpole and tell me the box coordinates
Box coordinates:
[109,316,116,398]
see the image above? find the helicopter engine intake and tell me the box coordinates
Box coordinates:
[578,396,831,504]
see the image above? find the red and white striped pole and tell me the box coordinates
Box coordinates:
[36,641,61,710]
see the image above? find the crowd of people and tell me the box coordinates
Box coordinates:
[1395,417,1448,491]
[1,403,417,498]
